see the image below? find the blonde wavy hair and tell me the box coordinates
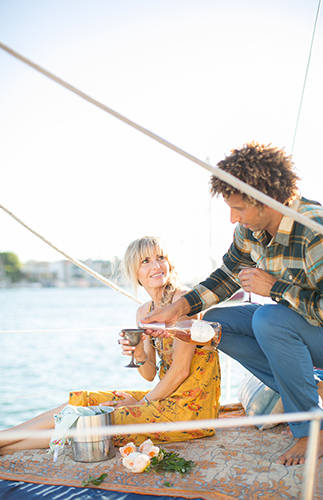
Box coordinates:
[123,236,178,307]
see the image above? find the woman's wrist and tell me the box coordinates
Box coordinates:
[135,351,148,366]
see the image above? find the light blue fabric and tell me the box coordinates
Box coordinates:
[238,372,283,430]
[204,303,323,438]
[50,405,96,453]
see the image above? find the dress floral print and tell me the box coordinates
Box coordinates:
[69,337,221,447]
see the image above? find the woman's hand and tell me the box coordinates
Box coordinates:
[118,330,146,358]
[100,391,140,408]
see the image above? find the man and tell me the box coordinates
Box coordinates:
[142,141,323,466]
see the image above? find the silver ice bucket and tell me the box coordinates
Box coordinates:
[71,406,115,462]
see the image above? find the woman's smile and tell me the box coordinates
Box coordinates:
[150,271,164,279]
[138,252,170,289]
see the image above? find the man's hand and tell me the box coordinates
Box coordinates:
[239,268,277,297]
[140,297,191,328]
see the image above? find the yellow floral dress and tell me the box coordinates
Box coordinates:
[69,338,221,447]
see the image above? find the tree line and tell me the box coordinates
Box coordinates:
[0,252,22,283]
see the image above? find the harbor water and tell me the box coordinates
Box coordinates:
[0,287,246,430]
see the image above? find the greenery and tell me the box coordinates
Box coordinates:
[0,252,22,283]
[146,449,195,475]
[81,449,194,489]
[82,473,108,487]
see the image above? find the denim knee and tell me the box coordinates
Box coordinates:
[252,304,280,348]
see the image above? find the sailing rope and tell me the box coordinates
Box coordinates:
[1,41,323,236]
[0,202,143,304]
[291,0,322,154]
[0,327,111,333]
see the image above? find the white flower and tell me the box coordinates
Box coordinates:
[146,446,161,459]
[122,452,141,469]
[119,442,137,457]
[122,452,151,473]
[139,439,154,454]
[139,439,161,459]
[132,454,151,473]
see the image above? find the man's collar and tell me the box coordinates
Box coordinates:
[275,198,300,245]
[252,198,300,246]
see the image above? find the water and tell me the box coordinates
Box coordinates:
[0,287,246,430]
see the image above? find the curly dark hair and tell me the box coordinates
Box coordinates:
[210,142,300,206]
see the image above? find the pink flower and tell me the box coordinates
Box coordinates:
[122,452,151,473]
[119,442,137,457]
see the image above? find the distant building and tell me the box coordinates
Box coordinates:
[21,258,124,287]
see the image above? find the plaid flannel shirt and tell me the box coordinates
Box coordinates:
[185,197,323,326]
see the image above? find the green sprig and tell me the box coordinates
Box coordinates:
[146,449,195,475]
[82,473,108,487]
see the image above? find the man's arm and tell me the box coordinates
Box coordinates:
[184,227,256,315]
[141,296,191,326]
[144,225,256,324]
[184,266,242,316]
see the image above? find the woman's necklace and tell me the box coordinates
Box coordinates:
[149,300,163,351]
[149,300,171,365]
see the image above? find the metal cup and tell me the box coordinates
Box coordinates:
[122,328,145,367]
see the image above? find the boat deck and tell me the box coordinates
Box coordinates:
[0,404,322,500]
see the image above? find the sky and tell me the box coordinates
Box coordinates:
[0,0,322,283]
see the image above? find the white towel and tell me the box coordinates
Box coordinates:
[49,404,96,459]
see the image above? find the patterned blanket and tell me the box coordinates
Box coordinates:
[0,404,322,500]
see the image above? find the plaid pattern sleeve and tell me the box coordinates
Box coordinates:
[185,224,256,316]
[185,197,323,326]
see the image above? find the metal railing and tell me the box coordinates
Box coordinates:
[2,407,322,500]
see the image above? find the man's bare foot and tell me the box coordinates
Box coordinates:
[318,381,323,409]
[276,430,323,466]
[280,384,323,439]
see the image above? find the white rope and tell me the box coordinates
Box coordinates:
[0,202,143,304]
[1,410,320,500]
[1,408,322,440]
[3,381,146,400]
[291,0,322,154]
[1,41,323,236]
[0,327,110,333]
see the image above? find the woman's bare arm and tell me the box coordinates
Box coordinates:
[139,339,196,402]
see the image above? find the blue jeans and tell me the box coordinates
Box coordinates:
[203,303,323,437]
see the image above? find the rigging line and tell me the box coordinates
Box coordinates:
[0,327,113,333]
[2,410,322,439]
[3,382,147,400]
[1,42,323,236]
[0,202,143,305]
[291,0,322,154]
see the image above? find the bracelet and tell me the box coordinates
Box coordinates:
[143,395,150,405]
[135,352,148,366]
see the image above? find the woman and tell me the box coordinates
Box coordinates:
[0,236,220,453]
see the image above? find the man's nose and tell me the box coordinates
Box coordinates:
[230,209,241,224]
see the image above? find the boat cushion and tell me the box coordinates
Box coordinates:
[238,372,284,430]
